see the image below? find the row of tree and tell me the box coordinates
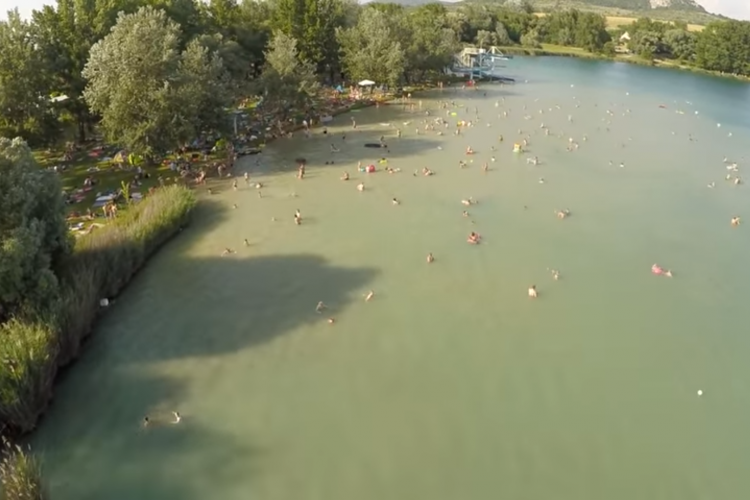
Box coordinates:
[1,0,750,158]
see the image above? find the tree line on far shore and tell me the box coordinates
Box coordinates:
[1,0,749,157]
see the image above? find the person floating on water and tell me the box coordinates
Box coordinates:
[651,264,673,277]
[528,285,538,298]
[556,209,570,219]
[467,232,481,244]
[731,216,741,226]
[427,253,434,263]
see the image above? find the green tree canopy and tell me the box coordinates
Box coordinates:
[0,11,58,144]
[337,8,405,88]
[695,21,750,74]
[82,6,229,158]
[0,138,71,321]
[256,31,318,122]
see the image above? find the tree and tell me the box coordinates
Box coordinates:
[256,31,318,124]
[271,0,350,80]
[180,38,233,134]
[402,4,459,82]
[663,28,696,61]
[31,0,141,144]
[695,21,750,75]
[82,6,226,158]
[337,8,405,87]
[0,10,57,145]
[520,29,541,49]
[0,138,71,321]
[475,29,492,49]
[629,30,663,59]
[494,21,511,46]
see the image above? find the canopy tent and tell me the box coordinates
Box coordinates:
[358,79,375,86]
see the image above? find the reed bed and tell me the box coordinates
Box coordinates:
[0,185,197,434]
[0,439,46,500]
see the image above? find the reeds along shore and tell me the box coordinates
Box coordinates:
[0,185,197,436]
[0,438,46,499]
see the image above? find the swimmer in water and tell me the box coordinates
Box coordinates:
[467,232,481,244]
[243,238,250,247]
[143,416,150,427]
[357,182,365,192]
[221,248,235,256]
[731,216,741,226]
[392,198,400,205]
[172,411,181,424]
[528,285,538,298]
[551,269,560,280]
[316,301,327,313]
[556,209,570,219]
[232,179,238,190]
[427,253,434,263]
[244,172,250,185]
[462,211,470,217]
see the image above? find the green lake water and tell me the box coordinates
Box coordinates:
[33,57,750,500]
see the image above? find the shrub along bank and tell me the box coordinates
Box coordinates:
[0,184,197,435]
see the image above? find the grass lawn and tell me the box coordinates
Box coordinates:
[33,145,217,233]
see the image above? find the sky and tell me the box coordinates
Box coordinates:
[1,0,749,21]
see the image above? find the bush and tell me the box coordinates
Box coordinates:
[0,439,46,500]
[0,185,197,433]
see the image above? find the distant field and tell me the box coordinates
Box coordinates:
[604,14,704,31]
[534,12,704,31]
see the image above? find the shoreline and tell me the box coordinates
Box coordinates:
[250,80,457,150]
[496,45,750,83]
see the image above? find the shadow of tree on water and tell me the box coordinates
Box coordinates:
[255,129,442,176]
[35,374,258,500]
[33,243,378,499]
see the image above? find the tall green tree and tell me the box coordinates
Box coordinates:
[403,4,459,82]
[256,31,318,123]
[0,138,71,321]
[337,8,405,87]
[663,28,696,60]
[31,0,142,143]
[695,21,750,75]
[0,10,57,144]
[271,0,350,80]
[82,6,227,158]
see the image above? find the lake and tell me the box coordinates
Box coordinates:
[33,57,750,500]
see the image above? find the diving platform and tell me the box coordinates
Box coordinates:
[450,46,516,83]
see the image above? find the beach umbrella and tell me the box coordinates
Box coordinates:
[358,79,375,86]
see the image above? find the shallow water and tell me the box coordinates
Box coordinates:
[34,57,750,500]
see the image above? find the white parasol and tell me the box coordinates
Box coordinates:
[358,79,375,86]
